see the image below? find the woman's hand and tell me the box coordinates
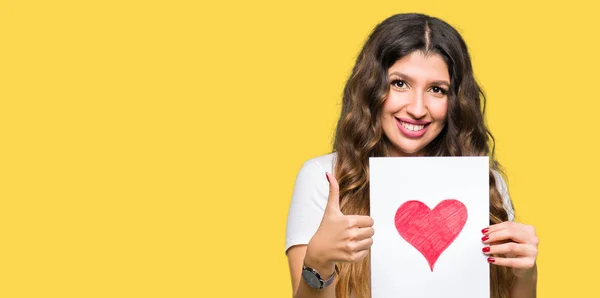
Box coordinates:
[304,173,375,273]
[481,222,539,278]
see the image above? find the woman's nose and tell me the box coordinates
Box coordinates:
[406,92,426,119]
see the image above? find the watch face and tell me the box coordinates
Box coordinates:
[302,269,322,289]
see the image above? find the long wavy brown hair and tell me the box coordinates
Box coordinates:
[332,13,515,298]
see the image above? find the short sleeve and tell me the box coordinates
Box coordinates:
[492,171,515,222]
[285,160,330,253]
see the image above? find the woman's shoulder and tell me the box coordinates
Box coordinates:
[491,169,515,221]
[299,152,337,175]
[491,169,507,195]
[292,152,337,196]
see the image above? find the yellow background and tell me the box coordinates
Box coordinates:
[1,0,598,297]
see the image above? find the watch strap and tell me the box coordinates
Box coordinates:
[321,266,335,288]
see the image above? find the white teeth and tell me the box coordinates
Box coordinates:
[400,121,425,131]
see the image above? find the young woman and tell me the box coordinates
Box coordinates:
[285,13,538,298]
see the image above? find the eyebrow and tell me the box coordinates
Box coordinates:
[388,71,450,88]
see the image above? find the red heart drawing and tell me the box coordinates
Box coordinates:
[394,199,468,271]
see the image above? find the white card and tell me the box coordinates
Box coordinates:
[369,157,490,298]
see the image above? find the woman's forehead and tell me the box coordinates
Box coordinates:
[388,51,450,82]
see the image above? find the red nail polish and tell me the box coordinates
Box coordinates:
[326,173,330,183]
[487,257,495,263]
[481,228,489,234]
[481,235,489,241]
[482,247,490,253]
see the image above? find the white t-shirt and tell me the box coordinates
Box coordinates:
[285,152,515,252]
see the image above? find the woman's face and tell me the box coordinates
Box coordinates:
[381,51,450,156]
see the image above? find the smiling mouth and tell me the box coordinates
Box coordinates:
[396,118,431,132]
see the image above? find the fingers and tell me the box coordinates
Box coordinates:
[481,222,539,274]
[347,248,370,263]
[320,172,375,265]
[482,222,537,245]
[486,221,537,238]
[355,226,375,240]
[337,226,374,263]
[483,228,529,244]
[346,215,374,228]
[354,237,374,251]
[482,242,536,257]
[486,256,536,270]
[325,172,340,212]
[344,224,374,246]
[342,238,372,263]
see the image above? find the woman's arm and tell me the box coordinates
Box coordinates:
[287,173,374,298]
[287,244,337,298]
[511,263,537,298]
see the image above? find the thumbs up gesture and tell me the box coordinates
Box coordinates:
[304,172,375,273]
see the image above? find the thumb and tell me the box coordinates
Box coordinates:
[325,172,341,212]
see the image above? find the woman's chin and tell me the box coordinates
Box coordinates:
[392,146,425,157]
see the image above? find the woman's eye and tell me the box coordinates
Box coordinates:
[391,80,407,89]
[430,86,447,94]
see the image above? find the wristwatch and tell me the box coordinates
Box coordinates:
[301,263,336,290]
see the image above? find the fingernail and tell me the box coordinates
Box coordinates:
[481,228,489,234]
[487,257,495,263]
[482,246,490,253]
[481,235,489,241]
[326,173,330,183]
